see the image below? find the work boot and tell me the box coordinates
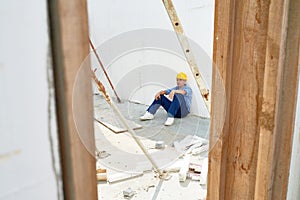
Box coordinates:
[140,112,154,121]
[164,117,174,126]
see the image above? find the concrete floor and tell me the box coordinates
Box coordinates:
[94,94,209,199]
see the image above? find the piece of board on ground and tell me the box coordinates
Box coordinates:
[94,118,143,133]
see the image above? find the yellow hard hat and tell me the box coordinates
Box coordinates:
[176,72,187,80]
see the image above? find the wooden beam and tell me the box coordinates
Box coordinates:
[209,0,270,198]
[208,0,236,199]
[270,0,300,198]
[47,0,98,199]
[254,0,300,199]
[209,0,300,199]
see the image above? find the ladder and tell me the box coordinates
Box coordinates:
[162,0,211,113]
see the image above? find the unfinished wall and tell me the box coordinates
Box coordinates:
[0,1,62,199]
[88,0,215,118]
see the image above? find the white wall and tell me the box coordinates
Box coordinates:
[287,62,300,199]
[0,1,62,199]
[87,0,215,118]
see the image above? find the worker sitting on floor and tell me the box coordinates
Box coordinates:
[140,72,192,126]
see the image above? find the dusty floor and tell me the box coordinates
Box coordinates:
[94,94,209,200]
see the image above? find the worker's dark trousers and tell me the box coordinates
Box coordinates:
[147,94,189,118]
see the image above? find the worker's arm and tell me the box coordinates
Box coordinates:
[155,90,167,100]
[174,90,187,95]
[169,90,187,100]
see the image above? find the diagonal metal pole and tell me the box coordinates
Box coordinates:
[89,38,121,103]
[162,0,211,113]
[91,68,163,177]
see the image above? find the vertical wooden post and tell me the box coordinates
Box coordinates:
[208,0,300,199]
[255,0,300,199]
[48,0,98,199]
[209,0,270,199]
[269,1,300,199]
[208,0,236,199]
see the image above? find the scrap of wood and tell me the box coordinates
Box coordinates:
[191,144,209,155]
[94,118,142,133]
[107,172,143,184]
[189,163,202,173]
[96,168,107,181]
[97,173,107,181]
[188,172,202,181]
[96,168,107,174]
[144,185,155,192]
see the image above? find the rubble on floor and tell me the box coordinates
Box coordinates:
[94,95,209,199]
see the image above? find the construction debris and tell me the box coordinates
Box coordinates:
[97,168,107,173]
[174,135,208,155]
[191,143,209,155]
[179,154,191,182]
[144,185,155,192]
[155,141,165,149]
[157,172,172,181]
[189,163,202,173]
[97,173,107,181]
[123,187,135,198]
[200,158,208,185]
[188,173,202,181]
[162,160,183,173]
[96,150,111,159]
[96,168,107,181]
[94,117,142,134]
[187,163,203,182]
[108,172,143,184]
[93,79,210,197]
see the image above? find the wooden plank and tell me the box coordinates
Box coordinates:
[270,1,300,199]
[254,0,289,199]
[107,172,143,184]
[47,0,98,199]
[224,1,270,198]
[94,118,142,133]
[209,0,300,199]
[209,0,270,199]
[207,0,236,198]
[255,0,300,199]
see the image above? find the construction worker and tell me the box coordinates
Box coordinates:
[140,72,192,126]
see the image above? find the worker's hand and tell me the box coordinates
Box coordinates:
[155,90,166,100]
[155,92,161,100]
[169,90,176,100]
